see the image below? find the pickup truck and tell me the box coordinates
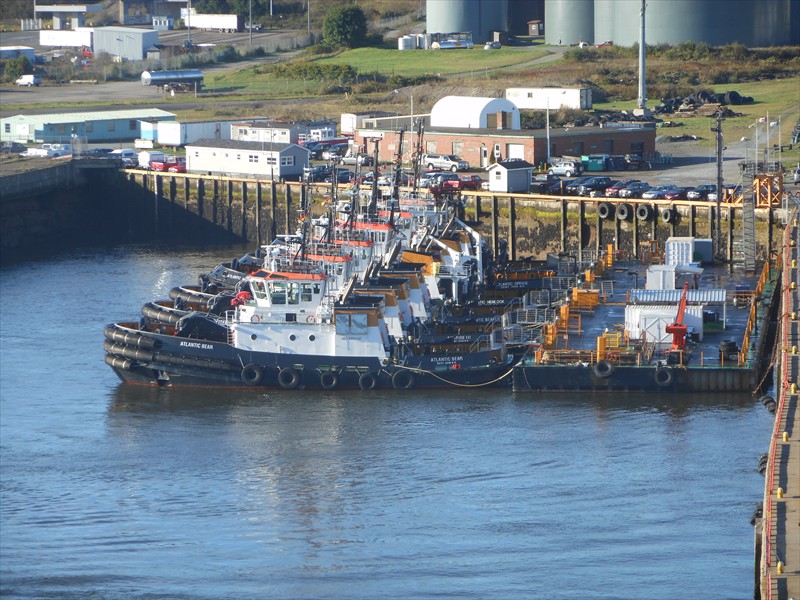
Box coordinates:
[24,143,72,157]
[150,156,186,172]
[576,176,613,196]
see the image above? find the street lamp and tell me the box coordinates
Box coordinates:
[393,88,414,165]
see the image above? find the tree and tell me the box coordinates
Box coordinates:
[322,6,367,48]
[6,56,32,82]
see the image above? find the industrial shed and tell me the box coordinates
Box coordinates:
[430,96,520,130]
[186,139,309,181]
[1,108,176,143]
[487,159,535,193]
[93,26,158,61]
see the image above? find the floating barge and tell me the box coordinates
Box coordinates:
[512,243,780,393]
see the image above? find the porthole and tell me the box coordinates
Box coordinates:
[309,335,316,341]
[250,334,257,340]
[289,334,296,341]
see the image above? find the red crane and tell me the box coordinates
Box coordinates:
[665,281,690,353]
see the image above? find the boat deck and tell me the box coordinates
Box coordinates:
[510,254,777,393]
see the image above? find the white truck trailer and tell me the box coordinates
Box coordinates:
[505,87,593,111]
[183,12,243,32]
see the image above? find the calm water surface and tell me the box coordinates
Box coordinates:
[0,244,772,599]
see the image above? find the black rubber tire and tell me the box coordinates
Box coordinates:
[654,366,674,388]
[241,364,263,386]
[278,367,300,389]
[617,203,633,221]
[636,204,652,221]
[358,372,378,391]
[320,371,338,390]
[597,202,614,220]
[593,360,615,379]
[391,369,415,390]
[661,208,675,224]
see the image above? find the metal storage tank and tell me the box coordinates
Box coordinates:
[592,0,619,45]
[593,0,796,47]
[544,0,594,46]
[426,0,508,43]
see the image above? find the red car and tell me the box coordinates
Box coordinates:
[167,158,187,173]
[444,175,485,191]
[605,179,640,197]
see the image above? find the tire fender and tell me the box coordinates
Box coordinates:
[593,360,615,379]
[278,367,300,389]
[241,363,263,386]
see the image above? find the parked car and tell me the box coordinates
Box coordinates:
[15,74,41,87]
[618,181,651,198]
[337,153,374,166]
[687,184,716,200]
[302,164,333,183]
[444,174,485,191]
[708,185,742,202]
[564,176,593,195]
[530,173,561,194]
[0,141,28,154]
[83,147,113,157]
[641,185,679,199]
[548,160,584,177]
[108,148,138,167]
[167,158,187,173]
[793,167,800,185]
[324,170,355,184]
[427,172,460,188]
[664,186,693,200]
[322,143,350,161]
[577,176,614,196]
[421,153,469,172]
[604,179,640,197]
[150,155,184,172]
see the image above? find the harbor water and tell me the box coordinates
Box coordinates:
[0,243,773,599]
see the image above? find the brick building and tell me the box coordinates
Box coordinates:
[353,95,656,170]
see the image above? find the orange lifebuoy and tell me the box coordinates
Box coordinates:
[306,315,316,323]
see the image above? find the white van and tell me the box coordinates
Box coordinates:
[138,150,165,169]
[109,149,138,167]
[16,74,41,87]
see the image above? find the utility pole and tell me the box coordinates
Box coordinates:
[711,113,725,260]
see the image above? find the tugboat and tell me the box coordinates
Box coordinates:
[104,267,516,390]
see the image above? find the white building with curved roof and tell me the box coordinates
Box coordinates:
[430,96,520,130]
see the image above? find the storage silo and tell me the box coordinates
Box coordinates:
[544,0,594,46]
[595,0,797,47]
[426,0,509,43]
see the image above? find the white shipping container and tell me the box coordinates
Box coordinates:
[39,28,93,48]
[625,304,704,345]
[645,265,676,290]
[664,236,696,266]
[505,87,592,110]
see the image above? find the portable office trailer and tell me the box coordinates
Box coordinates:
[505,87,592,111]
[158,120,236,147]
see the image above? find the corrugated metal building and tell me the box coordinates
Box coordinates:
[185,139,310,181]
[1,108,176,143]
[92,26,158,61]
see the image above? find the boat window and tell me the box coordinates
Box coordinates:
[313,284,321,294]
[269,281,287,304]
[287,282,300,305]
[301,283,314,302]
[251,280,268,300]
[335,312,368,335]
